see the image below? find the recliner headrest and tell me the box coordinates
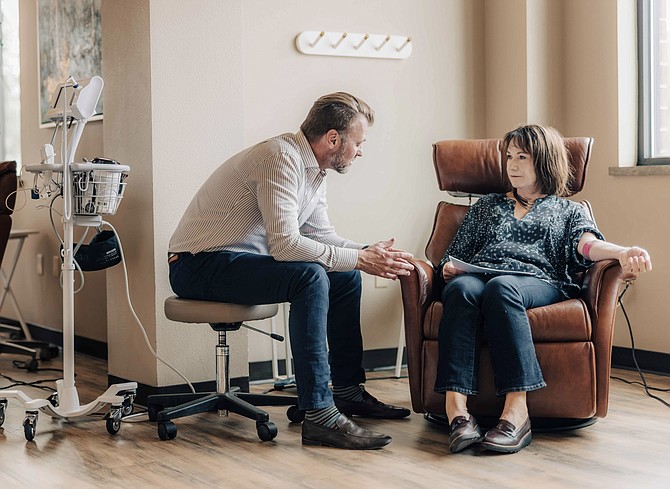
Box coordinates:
[432,137,593,197]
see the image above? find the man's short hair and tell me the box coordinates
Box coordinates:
[300,92,375,142]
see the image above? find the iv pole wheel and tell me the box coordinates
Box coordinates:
[105,405,123,435]
[47,392,59,407]
[106,417,121,435]
[158,421,177,441]
[0,400,7,427]
[23,411,38,441]
[121,390,136,417]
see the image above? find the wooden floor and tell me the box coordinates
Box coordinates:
[0,352,669,489]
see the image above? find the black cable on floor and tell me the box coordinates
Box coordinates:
[0,371,58,392]
[12,359,64,373]
[613,282,670,409]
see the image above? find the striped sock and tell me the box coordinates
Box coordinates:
[305,405,342,428]
[332,384,365,402]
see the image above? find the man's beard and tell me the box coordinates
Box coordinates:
[329,145,351,174]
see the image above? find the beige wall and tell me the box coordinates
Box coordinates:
[8,0,669,389]
[12,0,107,342]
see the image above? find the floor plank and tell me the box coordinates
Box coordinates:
[0,352,669,488]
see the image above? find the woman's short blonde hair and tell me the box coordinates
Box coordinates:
[502,124,573,197]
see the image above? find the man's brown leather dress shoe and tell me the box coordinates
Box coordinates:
[481,418,532,453]
[301,415,392,450]
[334,390,411,419]
[448,415,483,453]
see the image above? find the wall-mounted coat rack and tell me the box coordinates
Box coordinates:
[295,31,412,60]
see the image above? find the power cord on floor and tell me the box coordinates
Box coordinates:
[11,360,63,373]
[0,371,60,392]
[611,282,670,409]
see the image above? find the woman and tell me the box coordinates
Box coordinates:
[435,124,652,454]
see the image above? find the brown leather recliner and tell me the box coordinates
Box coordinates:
[399,138,625,426]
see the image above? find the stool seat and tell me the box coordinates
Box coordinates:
[164,295,279,324]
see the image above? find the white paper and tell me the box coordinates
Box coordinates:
[449,257,534,276]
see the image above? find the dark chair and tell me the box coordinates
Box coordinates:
[399,138,627,429]
[0,161,58,370]
[147,296,302,441]
[0,162,38,369]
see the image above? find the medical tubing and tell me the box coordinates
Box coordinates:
[102,220,196,393]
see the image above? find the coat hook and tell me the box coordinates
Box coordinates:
[333,32,348,48]
[376,34,391,50]
[311,31,325,47]
[355,34,369,49]
[397,37,411,51]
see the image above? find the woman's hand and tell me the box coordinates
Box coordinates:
[618,247,653,274]
[442,261,465,281]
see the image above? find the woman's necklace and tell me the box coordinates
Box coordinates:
[513,188,536,209]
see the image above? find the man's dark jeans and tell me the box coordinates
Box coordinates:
[169,251,365,410]
[434,273,563,397]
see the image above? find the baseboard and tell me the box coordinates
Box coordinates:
[0,316,108,360]
[611,346,670,376]
[248,347,407,382]
[110,348,407,407]
[108,375,250,408]
[8,319,667,390]
[1,317,407,374]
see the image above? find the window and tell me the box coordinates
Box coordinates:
[639,0,670,165]
[0,0,21,168]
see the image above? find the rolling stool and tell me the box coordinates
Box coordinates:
[148,296,304,441]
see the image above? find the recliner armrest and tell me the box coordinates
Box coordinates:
[580,258,625,417]
[399,258,437,412]
[581,259,623,321]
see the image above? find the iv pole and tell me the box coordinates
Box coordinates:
[0,76,137,441]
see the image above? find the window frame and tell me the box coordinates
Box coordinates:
[638,0,670,165]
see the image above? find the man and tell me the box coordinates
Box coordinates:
[168,92,414,450]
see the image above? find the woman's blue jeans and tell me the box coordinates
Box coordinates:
[169,251,365,410]
[434,273,563,397]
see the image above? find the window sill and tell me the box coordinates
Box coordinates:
[608,165,670,176]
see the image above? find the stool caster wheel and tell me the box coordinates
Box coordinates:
[147,403,163,422]
[287,405,305,423]
[256,421,277,441]
[27,359,39,372]
[158,421,177,440]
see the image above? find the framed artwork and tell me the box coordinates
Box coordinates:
[37,0,102,126]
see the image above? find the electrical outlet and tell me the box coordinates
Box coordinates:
[52,255,61,278]
[375,276,388,288]
[36,253,44,275]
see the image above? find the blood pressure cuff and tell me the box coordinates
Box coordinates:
[71,230,122,271]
